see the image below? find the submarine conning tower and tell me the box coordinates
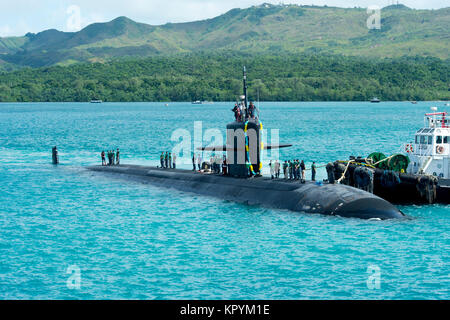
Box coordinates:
[222,66,291,178]
[228,66,261,177]
[226,119,262,178]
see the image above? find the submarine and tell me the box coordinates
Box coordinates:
[87,67,405,220]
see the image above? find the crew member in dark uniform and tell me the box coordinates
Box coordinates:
[232,104,239,121]
[248,102,256,119]
[300,160,306,183]
[311,162,317,181]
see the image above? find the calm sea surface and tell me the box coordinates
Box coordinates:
[0,102,448,299]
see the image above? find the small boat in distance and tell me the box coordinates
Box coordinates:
[411,101,418,104]
[90,99,102,104]
[370,97,381,103]
[192,100,202,105]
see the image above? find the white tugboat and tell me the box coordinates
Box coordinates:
[328,108,450,204]
[408,109,450,180]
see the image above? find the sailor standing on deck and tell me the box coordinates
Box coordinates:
[173,154,177,169]
[292,160,298,180]
[222,156,228,175]
[161,152,165,168]
[300,160,306,183]
[239,103,245,122]
[248,102,256,119]
[293,160,298,180]
[288,160,293,180]
[217,156,221,174]
[168,153,172,169]
[269,161,274,179]
[116,148,120,165]
[275,160,280,179]
[192,153,196,171]
[232,104,239,121]
[101,151,106,166]
[311,162,317,181]
[197,153,202,171]
[283,161,288,179]
[164,152,169,169]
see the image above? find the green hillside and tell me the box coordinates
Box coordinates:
[0,53,448,102]
[0,4,448,68]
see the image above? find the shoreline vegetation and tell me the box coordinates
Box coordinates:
[0,53,448,103]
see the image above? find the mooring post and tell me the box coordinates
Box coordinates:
[52,146,59,165]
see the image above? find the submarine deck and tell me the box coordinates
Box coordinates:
[87,164,405,220]
[89,164,346,192]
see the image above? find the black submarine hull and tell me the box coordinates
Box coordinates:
[87,165,405,220]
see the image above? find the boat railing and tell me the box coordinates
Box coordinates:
[419,156,433,174]
[414,143,433,157]
[425,112,448,129]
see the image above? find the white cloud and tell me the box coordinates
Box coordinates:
[0,25,12,37]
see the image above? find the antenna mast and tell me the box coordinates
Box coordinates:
[243,66,248,110]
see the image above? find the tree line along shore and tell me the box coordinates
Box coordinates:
[0,53,448,102]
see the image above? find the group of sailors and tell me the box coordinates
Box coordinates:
[209,155,223,174]
[192,153,228,175]
[101,149,120,166]
[160,151,177,169]
[269,160,317,182]
[231,101,257,122]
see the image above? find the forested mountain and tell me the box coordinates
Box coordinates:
[0,4,448,69]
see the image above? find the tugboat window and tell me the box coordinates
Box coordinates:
[420,136,426,144]
[436,136,443,144]
[428,136,433,145]
[415,136,419,144]
[445,136,449,143]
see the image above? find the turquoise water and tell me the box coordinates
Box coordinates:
[0,102,448,300]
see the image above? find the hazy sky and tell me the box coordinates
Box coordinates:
[0,0,448,36]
